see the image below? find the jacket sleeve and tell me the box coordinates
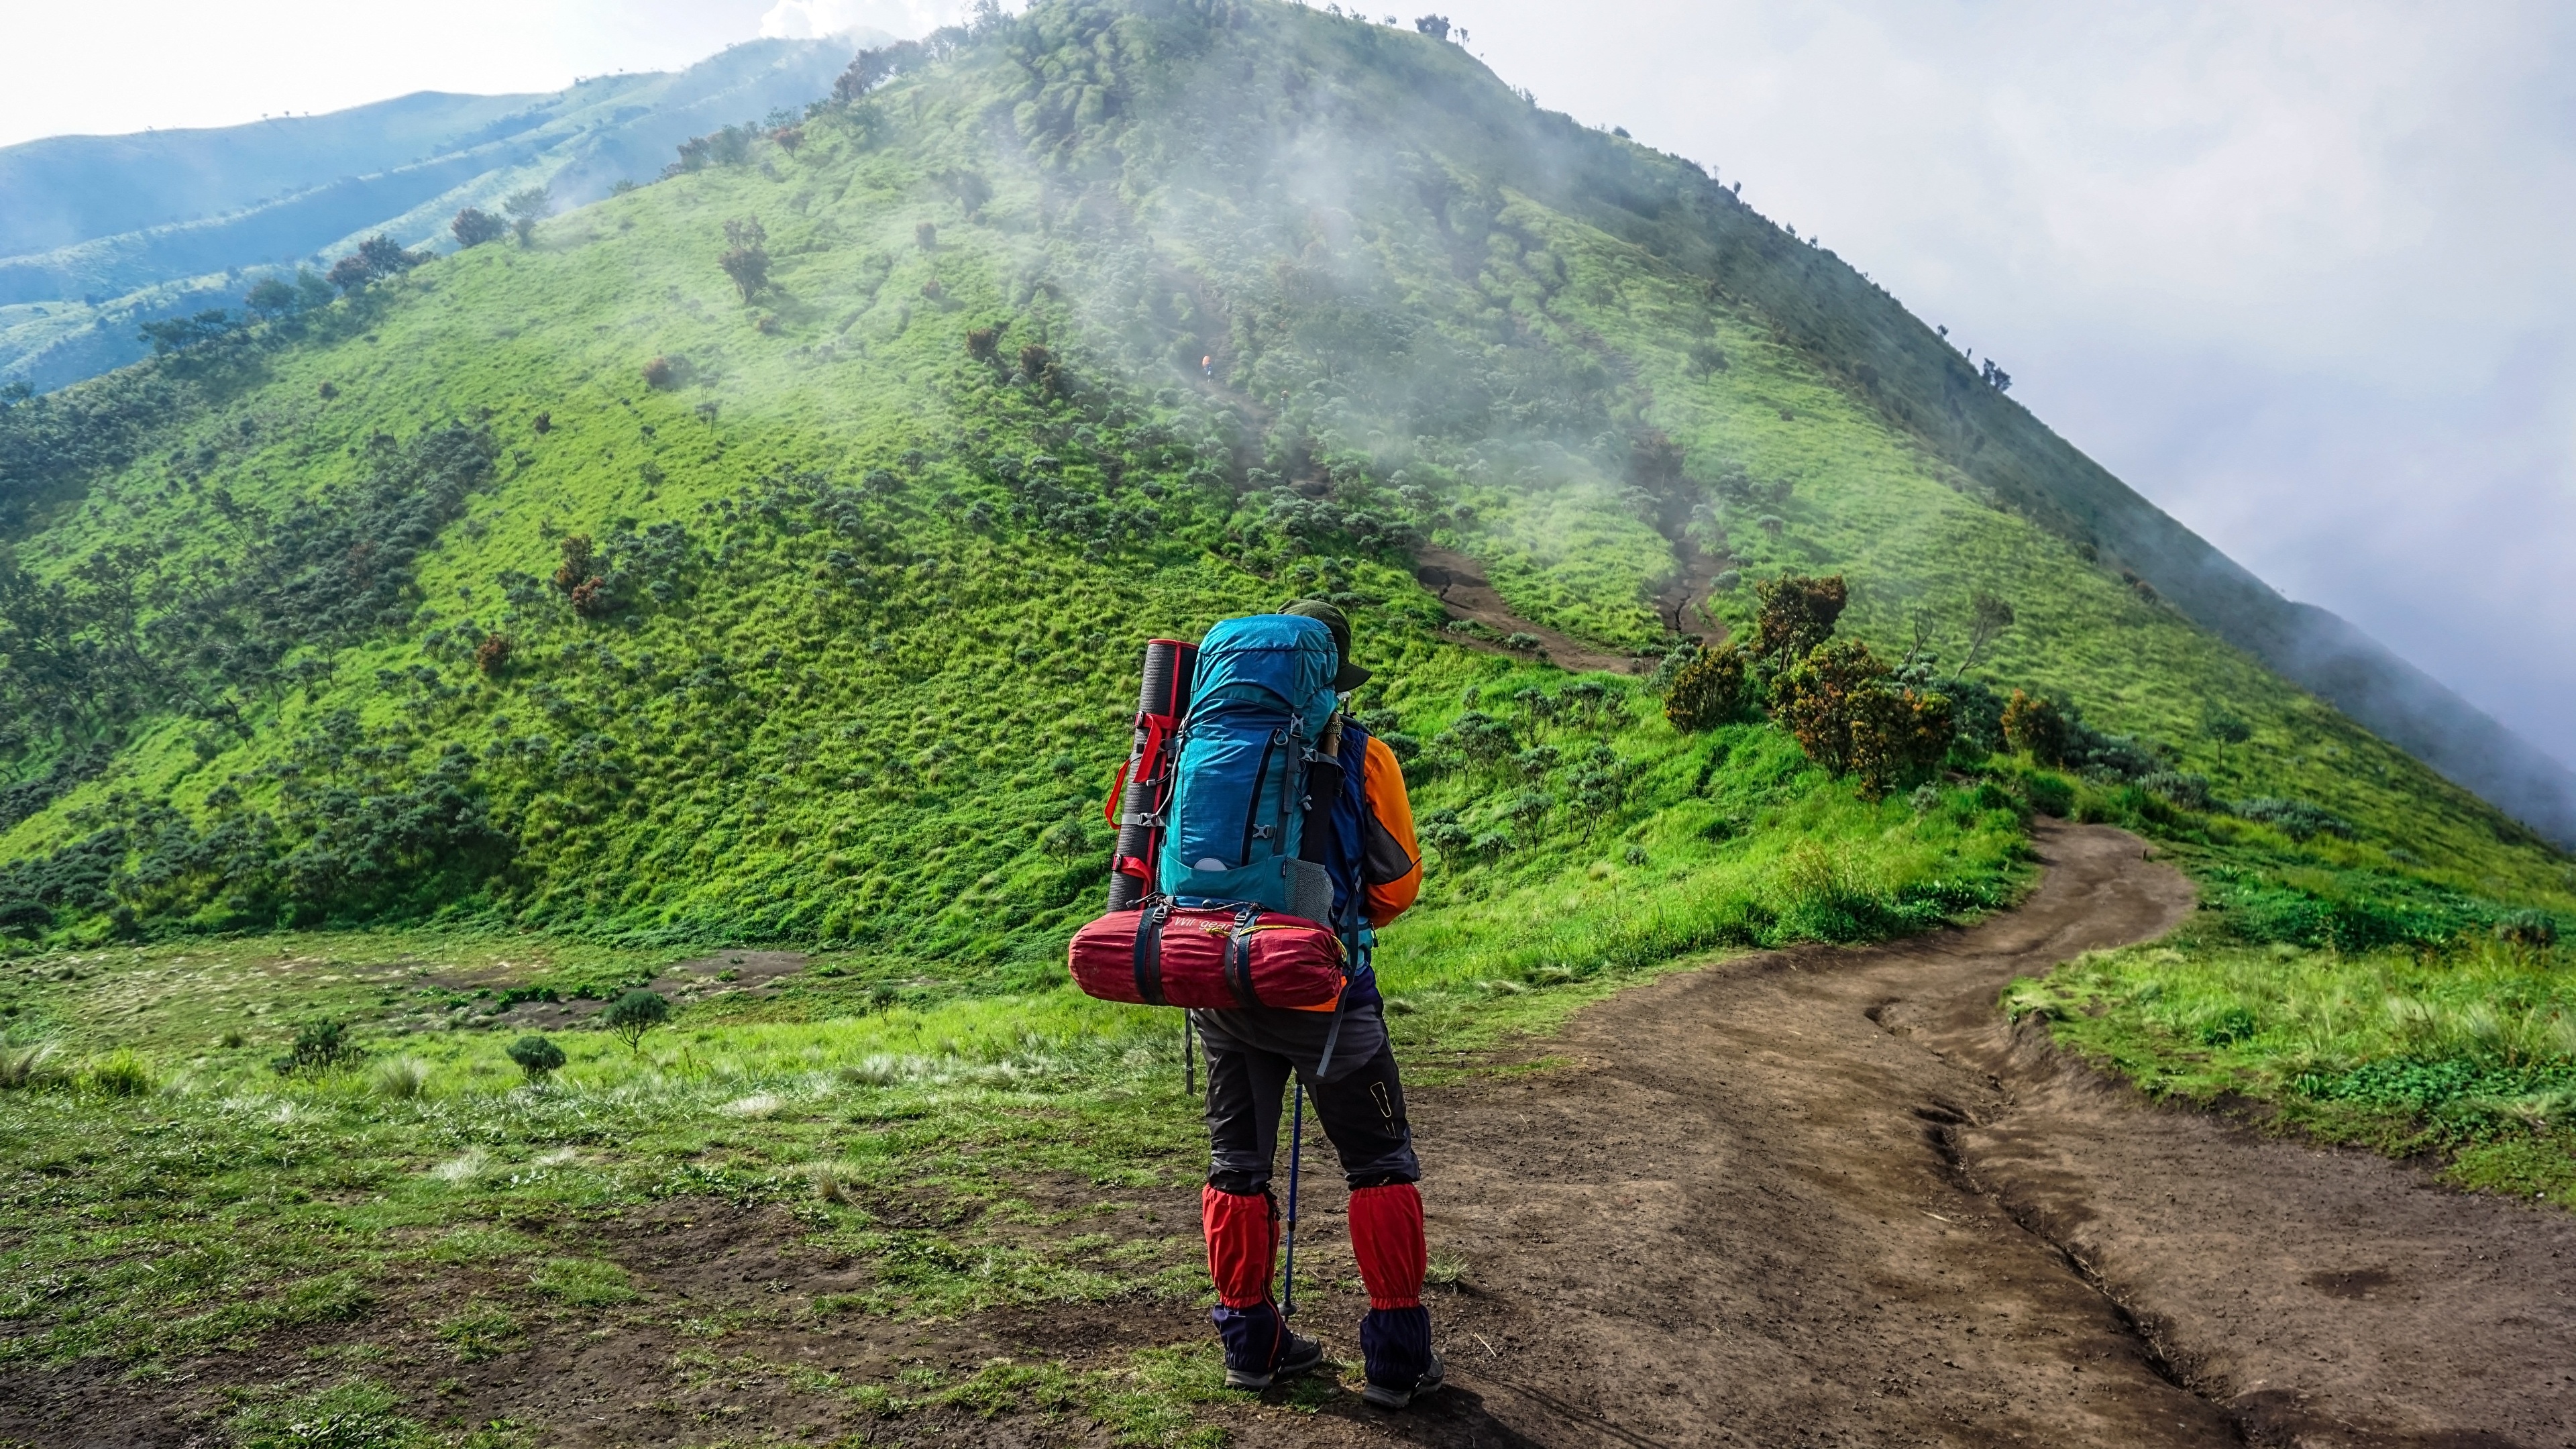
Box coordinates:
[1360,733,1422,925]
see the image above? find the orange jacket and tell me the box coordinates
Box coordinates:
[1359,733,1421,926]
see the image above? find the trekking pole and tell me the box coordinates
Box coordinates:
[1281,1080,1306,1318]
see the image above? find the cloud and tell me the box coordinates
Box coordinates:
[1446,0,2576,769]
[759,0,963,40]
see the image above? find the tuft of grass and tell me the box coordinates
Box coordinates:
[368,1057,430,1099]
[225,1376,417,1449]
[85,1048,154,1097]
[433,1302,525,1363]
[528,1256,639,1307]
[0,1040,60,1089]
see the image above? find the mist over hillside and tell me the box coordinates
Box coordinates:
[0,35,874,394]
[0,0,2563,955]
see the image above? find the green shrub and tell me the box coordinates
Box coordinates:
[602,989,670,1053]
[2019,772,2075,818]
[2234,797,2356,842]
[273,1018,360,1075]
[1662,640,1748,732]
[506,1034,568,1080]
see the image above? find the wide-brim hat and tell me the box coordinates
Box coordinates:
[1281,599,1371,690]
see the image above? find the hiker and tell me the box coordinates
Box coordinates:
[1201,353,1214,377]
[1193,600,1441,1407]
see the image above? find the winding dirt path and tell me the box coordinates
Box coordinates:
[1248,824,2576,1448]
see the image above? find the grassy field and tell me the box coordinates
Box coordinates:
[0,743,2027,1444]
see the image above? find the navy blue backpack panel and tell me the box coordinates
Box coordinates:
[1316,718,1371,936]
[1159,614,1342,915]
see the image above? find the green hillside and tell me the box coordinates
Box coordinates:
[2,0,2562,958]
[1,1,2573,1429]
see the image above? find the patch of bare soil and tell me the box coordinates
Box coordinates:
[1648,532,1731,641]
[421,951,811,1030]
[1411,547,1642,676]
[0,1194,1207,1448]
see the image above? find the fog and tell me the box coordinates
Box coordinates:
[1434,0,2576,773]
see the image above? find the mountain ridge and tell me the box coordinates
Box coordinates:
[0,37,872,393]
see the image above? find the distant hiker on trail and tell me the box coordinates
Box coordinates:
[1193,602,1436,1405]
[1201,354,1214,377]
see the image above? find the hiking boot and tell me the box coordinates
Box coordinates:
[1226,1331,1324,1390]
[1360,1349,1445,1409]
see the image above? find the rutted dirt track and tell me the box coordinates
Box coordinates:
[1254,824,2576,1448]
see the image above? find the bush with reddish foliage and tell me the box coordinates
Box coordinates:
[551,535,593,595]
[570,576,614,619]
[1662,639,1749,733]
[2001,690,2070,766]
[1773,639,1953,800]
[719,217,769,301]
[1753,574,1847,667]
[474,633,513,677]
[327,233,422,294]
[450,207,506,248]
[967,326,1000,361]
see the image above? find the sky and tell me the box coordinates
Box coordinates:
[0,0,2569,770]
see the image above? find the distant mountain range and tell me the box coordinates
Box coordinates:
[0,35,871,393]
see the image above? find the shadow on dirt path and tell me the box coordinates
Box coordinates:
[1242,822,2575,1448]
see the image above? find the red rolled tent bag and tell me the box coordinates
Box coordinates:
[1069,901,1345,1010]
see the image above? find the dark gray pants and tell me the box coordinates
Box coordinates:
[1192,1002,1419,1194]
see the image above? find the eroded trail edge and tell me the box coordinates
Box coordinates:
[1260,824,2575,1449]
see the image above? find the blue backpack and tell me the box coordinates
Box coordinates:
[1158,614,1342,919]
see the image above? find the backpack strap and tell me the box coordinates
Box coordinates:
[1313,980,1350,1079]
[1222,904,1263,1010]
[1131,898,1171,1006]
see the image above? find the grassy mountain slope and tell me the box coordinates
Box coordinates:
[0,38,866,392]
[0,0,2565,965]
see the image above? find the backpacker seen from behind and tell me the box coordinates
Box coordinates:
[1159,614,1341,922]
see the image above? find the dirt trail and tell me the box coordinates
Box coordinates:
[1413,545,1640,675]
[1244,824,2576,1448]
